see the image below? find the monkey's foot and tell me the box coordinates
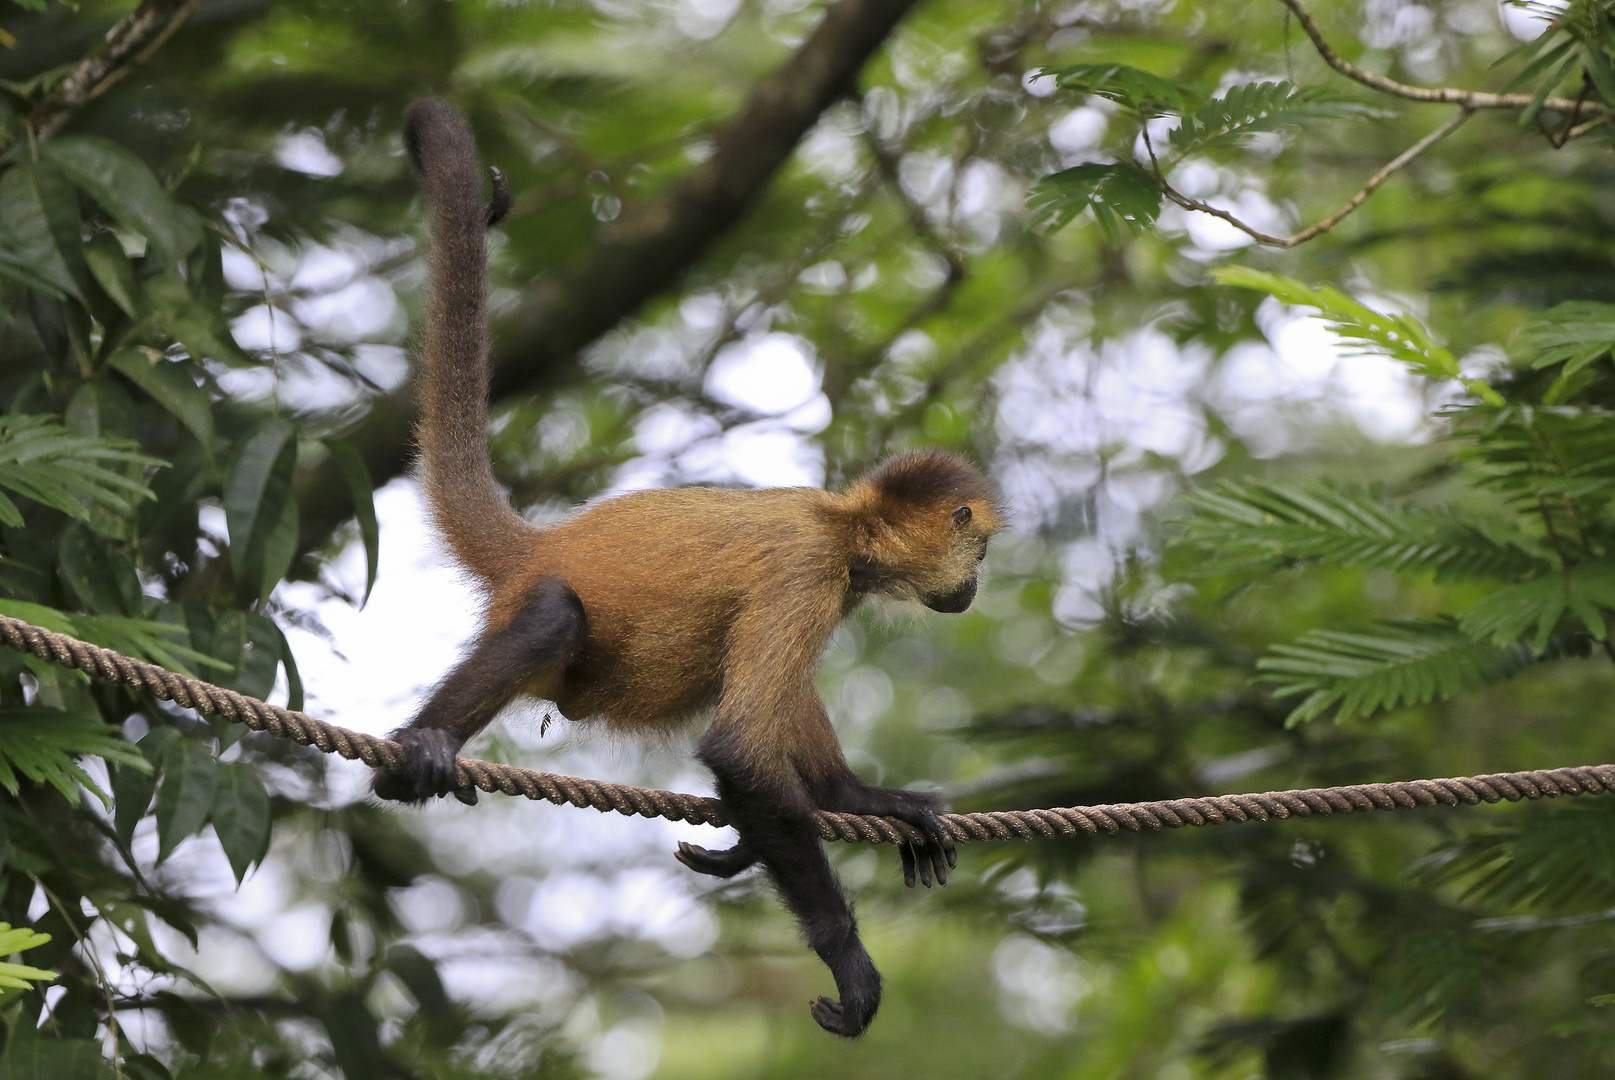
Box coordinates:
[809,996,874,1038]
[674,840,758,878]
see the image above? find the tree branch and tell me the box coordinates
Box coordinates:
[1149,106,1473,248]
[28,0,201,141]
[1280,0,1613,121]
[294,0,927,558]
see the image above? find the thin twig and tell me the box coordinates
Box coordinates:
[30,0,200,140]
[1280,0,1613,122]
[34,880,126,1080]
[1146,107,1473,247]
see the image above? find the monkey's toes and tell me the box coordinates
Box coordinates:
[674,841,756,878]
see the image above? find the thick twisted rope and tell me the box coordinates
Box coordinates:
[3,614,1612,845]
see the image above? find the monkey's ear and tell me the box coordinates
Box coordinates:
[951,505,972,528]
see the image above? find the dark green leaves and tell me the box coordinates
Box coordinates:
[1258,622,1535,726]
[211,763,271,882]
[41,136,202,262]
[0,414,159,527]
[1029,163,1163,242]
[107,349,215,451]
[1039,64,1202,115]
[323,438,379,605]
[1512,301,1615,376]
[1169,82,1375,156]
[224,419,299,603]
[154,732,216,862]
[0,163,84,300]
[1179,481,1550,582]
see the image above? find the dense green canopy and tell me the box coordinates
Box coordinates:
[2,0,1615,1076]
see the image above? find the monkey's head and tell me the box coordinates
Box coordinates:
[844,450,1005,613]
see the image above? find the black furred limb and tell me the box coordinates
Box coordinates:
[812,773,956,888]
[372,578,586,804]
[699,733,882,1037]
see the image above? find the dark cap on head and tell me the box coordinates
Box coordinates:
[864,450,997,509]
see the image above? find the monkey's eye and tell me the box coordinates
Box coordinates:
[951,505,972,528]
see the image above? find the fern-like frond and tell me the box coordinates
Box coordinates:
[1169,82,1375,156]
[1178,481,1549,582]
[1258,621,1534,725]
[1457,406,1615,506]
[1457,560,1615,650]
[0,923,55,989]
[0,600,227,675]
[1429,801,1615,913]
[1513,302,1615,375]
[0,709,146,806]
[0,414,160,526]
[1028,162,1163,242]
[1039,63,1203,115]
[1214,268,1501,402]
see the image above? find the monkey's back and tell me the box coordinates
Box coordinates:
[525,486,850,729]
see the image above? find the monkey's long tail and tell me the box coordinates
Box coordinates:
[404,98,533,587]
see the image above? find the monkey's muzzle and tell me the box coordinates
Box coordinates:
[923,578,977,613]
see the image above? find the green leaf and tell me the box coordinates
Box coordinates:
[82,232,142,319]
[1213,267,1502,402]
[0,163,83,300]
[0,922,55,989]
[1432,801,1615,912]
[58,522,141,616]
[1040,63,1203,115]
[1513,301,1615,374]
[42,136,202,261]
[1258,621,1535,725]
[0,708,146,806]
[112,760,156,849]
[0,1038,111,1080]
[323,439,379,605]
[1177,480,1550,582]
[155,737,216,863]
[270,618,304,713]
[1169,81,1375,156]
[224,419,298,601]
[0,413,159,524]
[320,992,381,1080]
[1028,162,1163,241]
[208,610,284,702]
[107,348,215,451]
[211,762,271,883]
[1458,561,1615,650]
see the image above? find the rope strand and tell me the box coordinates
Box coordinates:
[3,614,1610,845]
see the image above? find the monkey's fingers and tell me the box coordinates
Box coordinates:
[899,843,918,888]
[916,809,953,887]
[452,787,479,806]
[809,997,847,1035]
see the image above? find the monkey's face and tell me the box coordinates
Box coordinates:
[899,502,996,613]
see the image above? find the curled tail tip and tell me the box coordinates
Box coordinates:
[403,97,478,184]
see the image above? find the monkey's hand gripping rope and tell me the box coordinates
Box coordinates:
[4,613,1614,847]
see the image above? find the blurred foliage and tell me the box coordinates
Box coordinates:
[4,0,1615,1078]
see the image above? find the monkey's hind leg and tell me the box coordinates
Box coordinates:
[374,578,586,805]
[698,734,881,1038]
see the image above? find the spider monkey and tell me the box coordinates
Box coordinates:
[374,98,1004,1038]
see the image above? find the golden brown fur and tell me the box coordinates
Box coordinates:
[380,99,1004,1039]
